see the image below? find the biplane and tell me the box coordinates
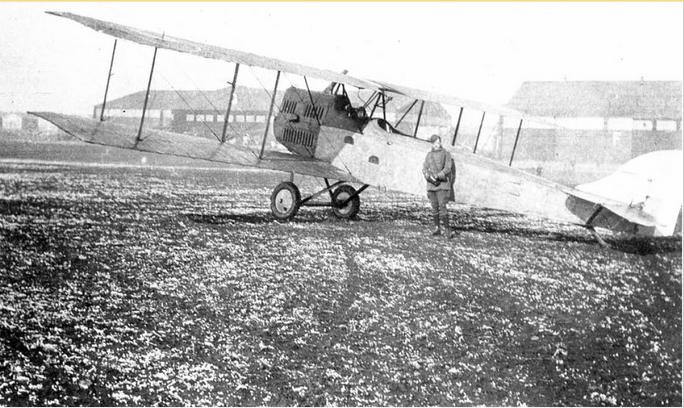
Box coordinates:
[30,12,682,243]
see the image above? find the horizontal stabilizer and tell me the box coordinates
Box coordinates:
[28,112,356,183]
[568,150,683,236]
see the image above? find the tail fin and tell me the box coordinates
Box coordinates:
[574,150,682,237]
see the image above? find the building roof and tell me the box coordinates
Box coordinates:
[97,87,276,112]
[97,85,451,120]
[506,81,682,119]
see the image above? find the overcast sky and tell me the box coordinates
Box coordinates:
[1,1,682,115]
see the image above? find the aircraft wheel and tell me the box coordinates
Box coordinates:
[270,182,301,220]
[332,185,360,219]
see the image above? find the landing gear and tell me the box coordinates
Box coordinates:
[270,182,301,220]
[331,185,360,219]
[268,179,368,221]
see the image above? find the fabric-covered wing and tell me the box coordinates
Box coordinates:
[47,12,381,92]
[373,81,551,123]
[29,112,357,182]
[48,11,548,123]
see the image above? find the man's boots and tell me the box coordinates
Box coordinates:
[442,215,453,239]
[431,214,441,236]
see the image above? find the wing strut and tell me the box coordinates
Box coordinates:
[451,107,464,146]
[303,77,322,127]
[221,63,240,143]
[412,100,425,138]
[381,93,387,121]
[473,112,486,153]
[136,46,159,145]
[508,119,523,166]
[394,99,417,129]
[100,39,117,121]
[259,70,281,160]
[369,93,388,120]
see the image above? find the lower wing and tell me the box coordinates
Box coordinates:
[29,112,357,183]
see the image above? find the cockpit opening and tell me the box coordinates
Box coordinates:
[375,118,410,136]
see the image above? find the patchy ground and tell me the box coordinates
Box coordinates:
[0,143,681,406]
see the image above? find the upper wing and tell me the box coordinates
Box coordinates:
[29,112,357,183]
[46,12,381,92]
[371,81,553,124]
[48,11,547,123]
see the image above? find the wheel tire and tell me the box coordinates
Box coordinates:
[332,185,360,219]
[270,182,301,220]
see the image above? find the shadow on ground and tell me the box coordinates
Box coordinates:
[185,208,681,255]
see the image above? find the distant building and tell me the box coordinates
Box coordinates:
[500,80,682,164]
[0,113,58,134]
[94,87,276,143]
[392,99,452,139]
[95,86,452,142]
[0,113,23,130]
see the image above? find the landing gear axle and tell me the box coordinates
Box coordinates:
[269,179,367,221]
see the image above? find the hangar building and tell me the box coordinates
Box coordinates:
[93,86,451,143]
[93,81,681,169]
[500,80,682,165]
[94,87,274,144]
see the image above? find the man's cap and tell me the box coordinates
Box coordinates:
[429,134,441,143]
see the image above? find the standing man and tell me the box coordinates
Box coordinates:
[423,134,454,239]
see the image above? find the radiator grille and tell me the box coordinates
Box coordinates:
[282,127,316,148]
[282,100,297,114]
[303,105,325,120]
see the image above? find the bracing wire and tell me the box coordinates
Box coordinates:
[158,73,221,142]
[171,63,224,117]
[169,63,245,142]
[248,67,308,157]
[239,67,355,184]
[275,71,354,179]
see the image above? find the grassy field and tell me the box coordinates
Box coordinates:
[0,141,681,406]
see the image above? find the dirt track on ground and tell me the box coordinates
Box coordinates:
[0,147,681,406]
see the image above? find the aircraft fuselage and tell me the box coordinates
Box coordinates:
[273,87,590,227]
